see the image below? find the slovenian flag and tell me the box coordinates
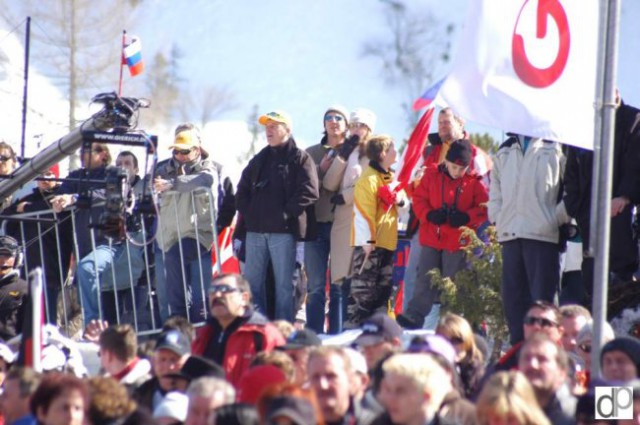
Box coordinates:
[123,36,144,77]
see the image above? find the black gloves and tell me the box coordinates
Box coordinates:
[338,135,360,160]
[330,194,346,205]
[427,209,448,225]
[448,210,470,227]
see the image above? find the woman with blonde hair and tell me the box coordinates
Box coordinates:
[435,312,485,399]
[476,371,551,425]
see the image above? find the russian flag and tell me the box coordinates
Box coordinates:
[123,36,144,77]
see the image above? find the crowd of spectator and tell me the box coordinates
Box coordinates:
[0,97,638,424]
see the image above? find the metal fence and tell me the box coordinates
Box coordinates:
[3,187,221,338]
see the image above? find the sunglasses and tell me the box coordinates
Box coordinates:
[0,265,13,271]
[324,114,344,122]
[578,343,592,353]
[208,284,240,295]
[173,148,193,156]
[523,316,558,328]
[0,155,13,162]
[349,122,368,130]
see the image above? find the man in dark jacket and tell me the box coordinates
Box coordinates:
[4,166,73,324]
[236,110,319,322]
[191,273,284,387]
[563,97,640,300]
[0,235,28,341]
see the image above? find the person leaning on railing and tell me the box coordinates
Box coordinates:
[154,123,221,322]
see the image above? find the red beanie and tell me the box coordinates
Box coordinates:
[236,365,286,404]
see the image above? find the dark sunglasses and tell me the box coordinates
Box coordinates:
[0,155,13,162]
[0,265,13,271]
[173,148,193,156]
[578,343,592,353]
[208,284,240,295]
[523,316,558,328]
[324,114,344,122]
[349,122,368,129]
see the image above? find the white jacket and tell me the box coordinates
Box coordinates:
[488,136,569,243]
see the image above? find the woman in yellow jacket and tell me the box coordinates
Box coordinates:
[347,134,406,328]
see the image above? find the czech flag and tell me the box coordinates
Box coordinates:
[123,36,144,77]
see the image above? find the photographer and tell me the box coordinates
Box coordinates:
[397,140,488,330]
[75,151,146,327]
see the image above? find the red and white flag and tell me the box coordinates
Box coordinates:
[439,0,599,150]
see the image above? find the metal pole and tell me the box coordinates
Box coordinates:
[590,0,621,378]
[20,17,31,161]
[30,267,43,372]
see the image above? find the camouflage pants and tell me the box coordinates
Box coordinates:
[345,247,394,328]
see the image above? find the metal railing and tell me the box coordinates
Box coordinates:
[3,186,221,337]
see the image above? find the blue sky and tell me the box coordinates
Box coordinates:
[127,0,640,150]
[2,0,639,181]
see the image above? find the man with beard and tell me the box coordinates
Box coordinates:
[191,273,284,387]
[518,333,576,425]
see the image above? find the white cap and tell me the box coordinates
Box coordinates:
[350,108,377,133]
[153,392,189,422]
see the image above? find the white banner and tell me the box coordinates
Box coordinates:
[439,0,599,150]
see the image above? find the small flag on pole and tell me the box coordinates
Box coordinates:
[123,36,144,77]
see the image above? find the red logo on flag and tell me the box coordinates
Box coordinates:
[512,0,571,88]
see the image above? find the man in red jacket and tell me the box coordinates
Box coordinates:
[191,273,284,387]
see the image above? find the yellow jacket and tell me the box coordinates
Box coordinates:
[351,164,399,251]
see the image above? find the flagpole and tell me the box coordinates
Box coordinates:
[118,30,126,96]
[31,268,43,372]
[20,17,31,162]
[589,0,621,379]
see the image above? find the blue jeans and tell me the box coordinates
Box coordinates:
[160,238,212,322]
[305,222,332,333]
[77,240,145,326]
[244,232,296,322]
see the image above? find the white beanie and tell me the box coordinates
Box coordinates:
[153,392,189,422]
[350,108,377,133]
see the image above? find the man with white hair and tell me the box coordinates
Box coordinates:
[185,376,235,425]
[236,110,319,321]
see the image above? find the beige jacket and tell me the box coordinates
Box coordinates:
[323,150,369,283]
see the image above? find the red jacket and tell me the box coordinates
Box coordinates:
[413,164,488,252]
[191,310,285,388]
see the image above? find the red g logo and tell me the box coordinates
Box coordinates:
[512,0,571,88]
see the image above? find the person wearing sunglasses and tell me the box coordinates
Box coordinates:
[3,165,74,324]
[51,141,112,260]
[322,108,377,334]
[191,273,284,388]
[574,319,615,390]
[302,105,350,334]
[236,110,319,323]
[154,123,232,322]
[397,139,488,330]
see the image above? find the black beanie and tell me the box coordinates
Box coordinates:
[445,139,472,167]
[600,337,640,376]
